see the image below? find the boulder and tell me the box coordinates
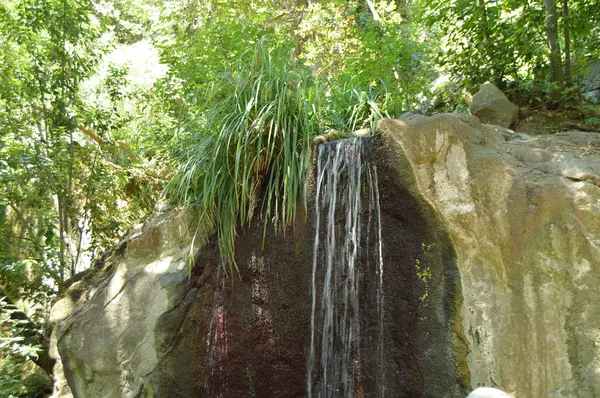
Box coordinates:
[50,141,471,396]
[583,89,600,104]
[470,83,519,128]
[51,112,600,397]
[581,59,600,93]
[49,208,214,398]
[379,114,600,397]
[574,59,600,103]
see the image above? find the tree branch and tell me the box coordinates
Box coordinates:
[366,0,381,21]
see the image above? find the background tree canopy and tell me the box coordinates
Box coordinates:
[1,0,599,394]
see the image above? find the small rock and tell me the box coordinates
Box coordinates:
[470,83,519,128]
[467,387,513,398]
[583,89,600,104]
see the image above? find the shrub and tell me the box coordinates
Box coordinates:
[167,40,322,274]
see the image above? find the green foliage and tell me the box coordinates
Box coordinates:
[565,0,600,59]
[323,83,390,134]
[0,299,44,398]
[1,0,163,385]
[0,357,28,398]
[419,0,546,91]
[158,1,430,273]
[155,0,296,98]
[168,40,321,274]
[299,0,433,111]
[164,27,399,273]
[0,0,102,297]
[418,0,600,100]
[0,0,163,296]
[415,243,435,306]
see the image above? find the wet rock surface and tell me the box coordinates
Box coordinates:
[196,141,467,397]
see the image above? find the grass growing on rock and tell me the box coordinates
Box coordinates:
[167,40,390,275]
[167,40,322,274]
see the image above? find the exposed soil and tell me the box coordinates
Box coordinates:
[514,106,600,135]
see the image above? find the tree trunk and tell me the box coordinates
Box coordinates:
[478,0,492,47]
[563,0,571,85]
[366,0,381,21]
[544,0,563,82]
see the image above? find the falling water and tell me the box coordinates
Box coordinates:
[205,264,227,397]
[307,138,385,397]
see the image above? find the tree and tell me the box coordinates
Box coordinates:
[1,0,163,386]
[563,0,571,85]
[544,0,563,82]
[418,0,599,98]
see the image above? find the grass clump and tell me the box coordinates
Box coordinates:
[323,81,391,135]
[167,39,393,275]
[167,40,322,274]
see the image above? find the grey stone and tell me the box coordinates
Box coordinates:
[50,208,210,398]
[581,59,600,93]
[470,83,519,128]
[583,89,600,104]
[379,114,600,397]
[580,59,600,103]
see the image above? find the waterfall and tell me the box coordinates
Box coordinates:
[205,264,227,397]
[307,138,385,397]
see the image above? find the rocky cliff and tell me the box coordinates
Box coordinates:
[50,113,600,397]
[379,114,600,397]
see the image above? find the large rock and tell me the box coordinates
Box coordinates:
[51,112,600,397]
[581,59,600,93]
[581,59,600,104]
[379,114,600,397]
[50,144,471,396]
[49,208,214,398]
[470,83,519,128]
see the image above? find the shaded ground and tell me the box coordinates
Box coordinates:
[514,106,600,135]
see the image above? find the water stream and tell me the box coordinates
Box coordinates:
[307,138,385,397]
[205,263,227,397]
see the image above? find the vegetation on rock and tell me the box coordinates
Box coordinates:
[167,40,321,273]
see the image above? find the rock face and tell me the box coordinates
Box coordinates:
[379,114,600,397]
[51,112,600,398]
[470,83,519,128]
[581,59,600,104]
[50,141,470,396]
[49,209,214,398]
